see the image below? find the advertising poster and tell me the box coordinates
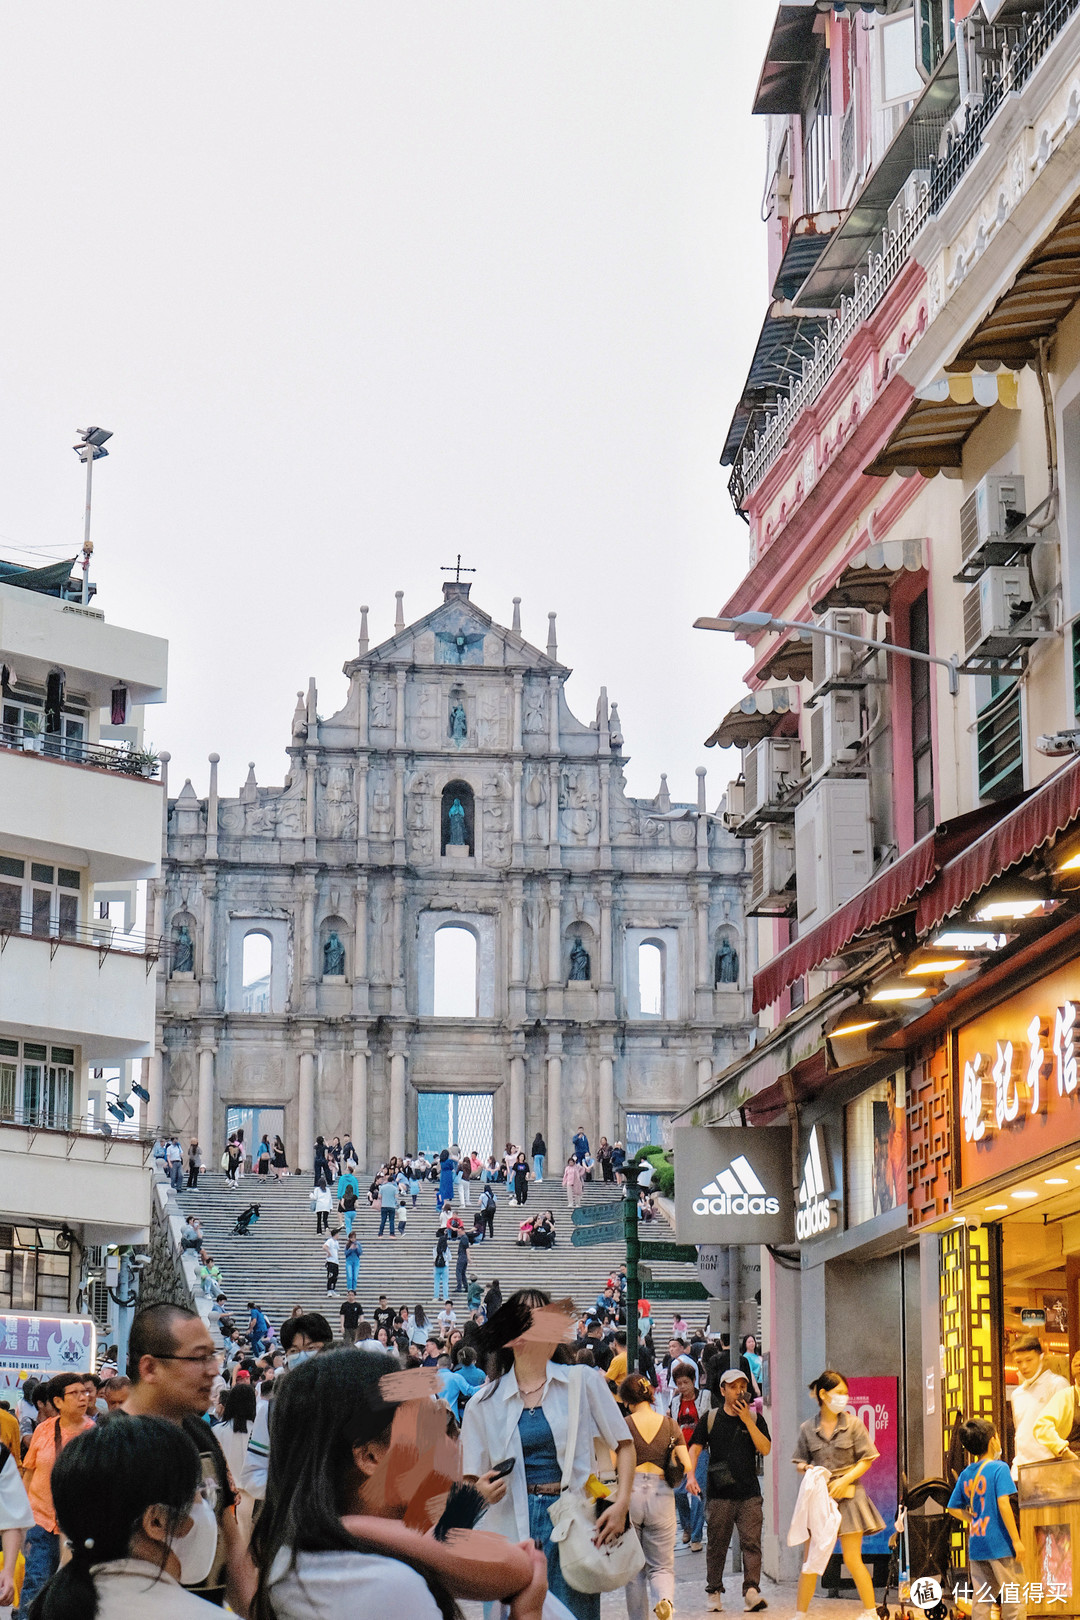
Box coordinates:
[845,1376,898,1557]
[0,1315,96,1388]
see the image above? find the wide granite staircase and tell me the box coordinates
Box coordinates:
[177,1172,707,1345]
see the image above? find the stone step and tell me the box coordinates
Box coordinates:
[178,1174,706,1345]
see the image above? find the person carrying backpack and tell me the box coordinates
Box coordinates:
[478,1182,497,1240]
[433,1229,450,1302]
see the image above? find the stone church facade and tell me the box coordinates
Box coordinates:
[154,581,754,1172]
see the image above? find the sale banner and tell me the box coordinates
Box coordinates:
[845,1376,899,1557]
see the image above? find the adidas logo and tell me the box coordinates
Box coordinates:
[692,1154,780,1217]
[796,1127,836,1240]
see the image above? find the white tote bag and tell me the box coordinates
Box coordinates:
[546,1366,645,1594]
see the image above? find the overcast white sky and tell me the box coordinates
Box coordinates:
[0,5,774,808]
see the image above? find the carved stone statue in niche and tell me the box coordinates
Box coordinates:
[715,937,739,985]
[449,702,468,744]
[318,766,355,839]
[173,924,195,974]
[569,936,591,981]
[559,769,598,843]
[448,797,467,846]
[523,686,545,732]
[323,931,346,976]
[370,684,393,728]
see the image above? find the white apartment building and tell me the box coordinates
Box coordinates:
[0,557,167,1324]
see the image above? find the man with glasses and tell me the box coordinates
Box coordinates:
[121,1302,255,1613]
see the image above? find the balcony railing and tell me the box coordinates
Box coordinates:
[0,917,166,962]
[732,0,1080,510]
[0,723,159,779]
[0,1109,153,1145]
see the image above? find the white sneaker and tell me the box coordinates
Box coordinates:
[707,1597,723,1613]
[745,1590,767,1612]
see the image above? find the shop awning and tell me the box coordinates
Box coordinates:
[705,686,798,750]
[721,306,831,465]
[866,193,1080,476]
[754,633,814,684]
[752,803,1009,1012]
[772,213,840,303]
[917,753,1080,933]
[810,537,926,614]
[752,6,823,117]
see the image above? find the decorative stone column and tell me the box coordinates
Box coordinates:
[353,877,369,1016]
[546,1036,564,1166]
[511,759,523,864]
[198,878,216,1012]
[395,668,407,750]
[301,879,317,1014]
[547,880,562,985]
[351,1042,370,1172]
[599,760,611,867]
[148,1038,166,1137]
[393,759,405,865]
[391,877,405,1014]
[298,1048,316,1175]
[304,749,318,856]
[697,1054,714,1094]
[355,754,369,863]
[509,1050,526,1151]
[598,1050,616,1145]
[696,766,710,873]
[512,670,523,752]
[206,754,219,860]
[197,1045,215,1163]
[389,1047,407,1160]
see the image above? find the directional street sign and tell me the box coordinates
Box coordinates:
[571,1204,623,1226]
[639,1241,699,1265]
[640,1278,710,1301]
[571,1222,623,1247]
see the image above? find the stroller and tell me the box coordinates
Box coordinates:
[231,1203,261,1237]
[877,1475,955,1620]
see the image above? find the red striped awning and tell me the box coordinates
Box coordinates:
[751,803,1010,1013]
[917,754,1080,934]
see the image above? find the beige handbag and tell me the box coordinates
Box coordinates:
[546,1367,644,1594]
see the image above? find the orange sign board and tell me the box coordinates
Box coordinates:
[956,963,1080,1187]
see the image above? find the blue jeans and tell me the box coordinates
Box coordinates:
[342,1209,355,1235]
[533,1155,544,1181]
[19,1524,60,1615]
[675,1447,708,1543]
[378,1207,396,1235]
[528,1492,600,1620]
[433,1266,449,1299]
[345,1253,360,1292]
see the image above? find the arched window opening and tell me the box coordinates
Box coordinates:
[242,930,273,1013]
[433,924,478,1017]
[638,940,664,1018]
[441,781,475,855]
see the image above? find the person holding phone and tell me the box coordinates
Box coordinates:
[687,1368,771,1614]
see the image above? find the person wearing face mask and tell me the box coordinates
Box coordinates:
[121,1304,254,1613]
[29,1413,221,1619]
[792,1371,884,1620]
[1010,1333,1071,1473]
[239,1313,334,1506]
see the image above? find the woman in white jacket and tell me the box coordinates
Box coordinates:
[792,1370,883,1620]
[461,1288,635,1620]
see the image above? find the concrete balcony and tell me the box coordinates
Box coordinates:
[0,1118,152,1242]
[0,744,163,881]
[0,581,167,709]
[0,929,157,1060]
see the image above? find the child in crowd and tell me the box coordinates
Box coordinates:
[948,1416,1026,1620]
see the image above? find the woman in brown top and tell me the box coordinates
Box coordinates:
[620,1374,698,1620]
[793,1370,884,1620]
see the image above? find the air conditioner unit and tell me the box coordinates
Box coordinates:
[742,737,802,821]
[811,610,867,694]
[959,474,1026,573]
[723,779,745,828]
[962,566,1036,661]
[887,170,930,240]
[794,777,873,927]
[809,690,863,778]
[749,825,796,910]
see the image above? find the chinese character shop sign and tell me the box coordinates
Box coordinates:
[957,963,1080,1187]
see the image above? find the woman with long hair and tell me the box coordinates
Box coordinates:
[512,1153,530,1207]
[619,1373,697,1620]
[461,1288,636,1620]
[410,1303,429,1350]
[30,1413,221,1619]
[249,1347,543,1620]
[793,1370,884,1620]
[215,1383,258,1545]
[271,1136,288,1180]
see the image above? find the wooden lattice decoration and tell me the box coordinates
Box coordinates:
[907,1039,952,1228]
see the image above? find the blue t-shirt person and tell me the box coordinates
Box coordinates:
[948,1456,1017,1559]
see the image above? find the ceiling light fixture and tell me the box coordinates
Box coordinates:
[905,956,968,976]
[830,1017,881,1036]
[1045,1177,1069,1185]
[869,980,933,1003]
[985,1204,1009,1212]
[1011,1189,1038,1199]
[931,930,1007,951]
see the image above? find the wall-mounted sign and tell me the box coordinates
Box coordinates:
[796,1124,839,1241]
[674,1126,795,1245]
[956,964,1080,1187]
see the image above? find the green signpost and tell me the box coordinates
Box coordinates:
[570,1222,623,1247]
[638,1240,698,1265]
[571,1203,623,1227]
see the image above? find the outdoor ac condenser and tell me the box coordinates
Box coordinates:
[959,473,1026,573]
[794,777,872,928]
[741,735,801,820]
[749,824,796,910]
[811,609,866,695]
[809,689,862,778]
[962,566,1035,661]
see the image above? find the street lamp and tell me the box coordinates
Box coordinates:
[73,426,113,605]
[694,609,963,697]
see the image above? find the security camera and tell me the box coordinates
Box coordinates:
[128,1253,152,1271]
[1037,730,1080,756]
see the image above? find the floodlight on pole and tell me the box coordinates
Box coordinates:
[73,426,113,605]
[693,609,963,696]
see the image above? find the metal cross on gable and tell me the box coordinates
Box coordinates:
[441,554,476,584]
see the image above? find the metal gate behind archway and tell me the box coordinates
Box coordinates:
[416,1093,493,1159]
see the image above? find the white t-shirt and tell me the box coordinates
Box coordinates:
[323,1237,340,1265]
[269,1548,441,1620]
[89,1560,220,1617]
[0,1448,33,1532]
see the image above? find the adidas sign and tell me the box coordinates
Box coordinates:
[796,1126,837,1241]
[692,1154,780,1217]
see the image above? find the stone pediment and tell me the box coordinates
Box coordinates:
[343,593,568,677]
